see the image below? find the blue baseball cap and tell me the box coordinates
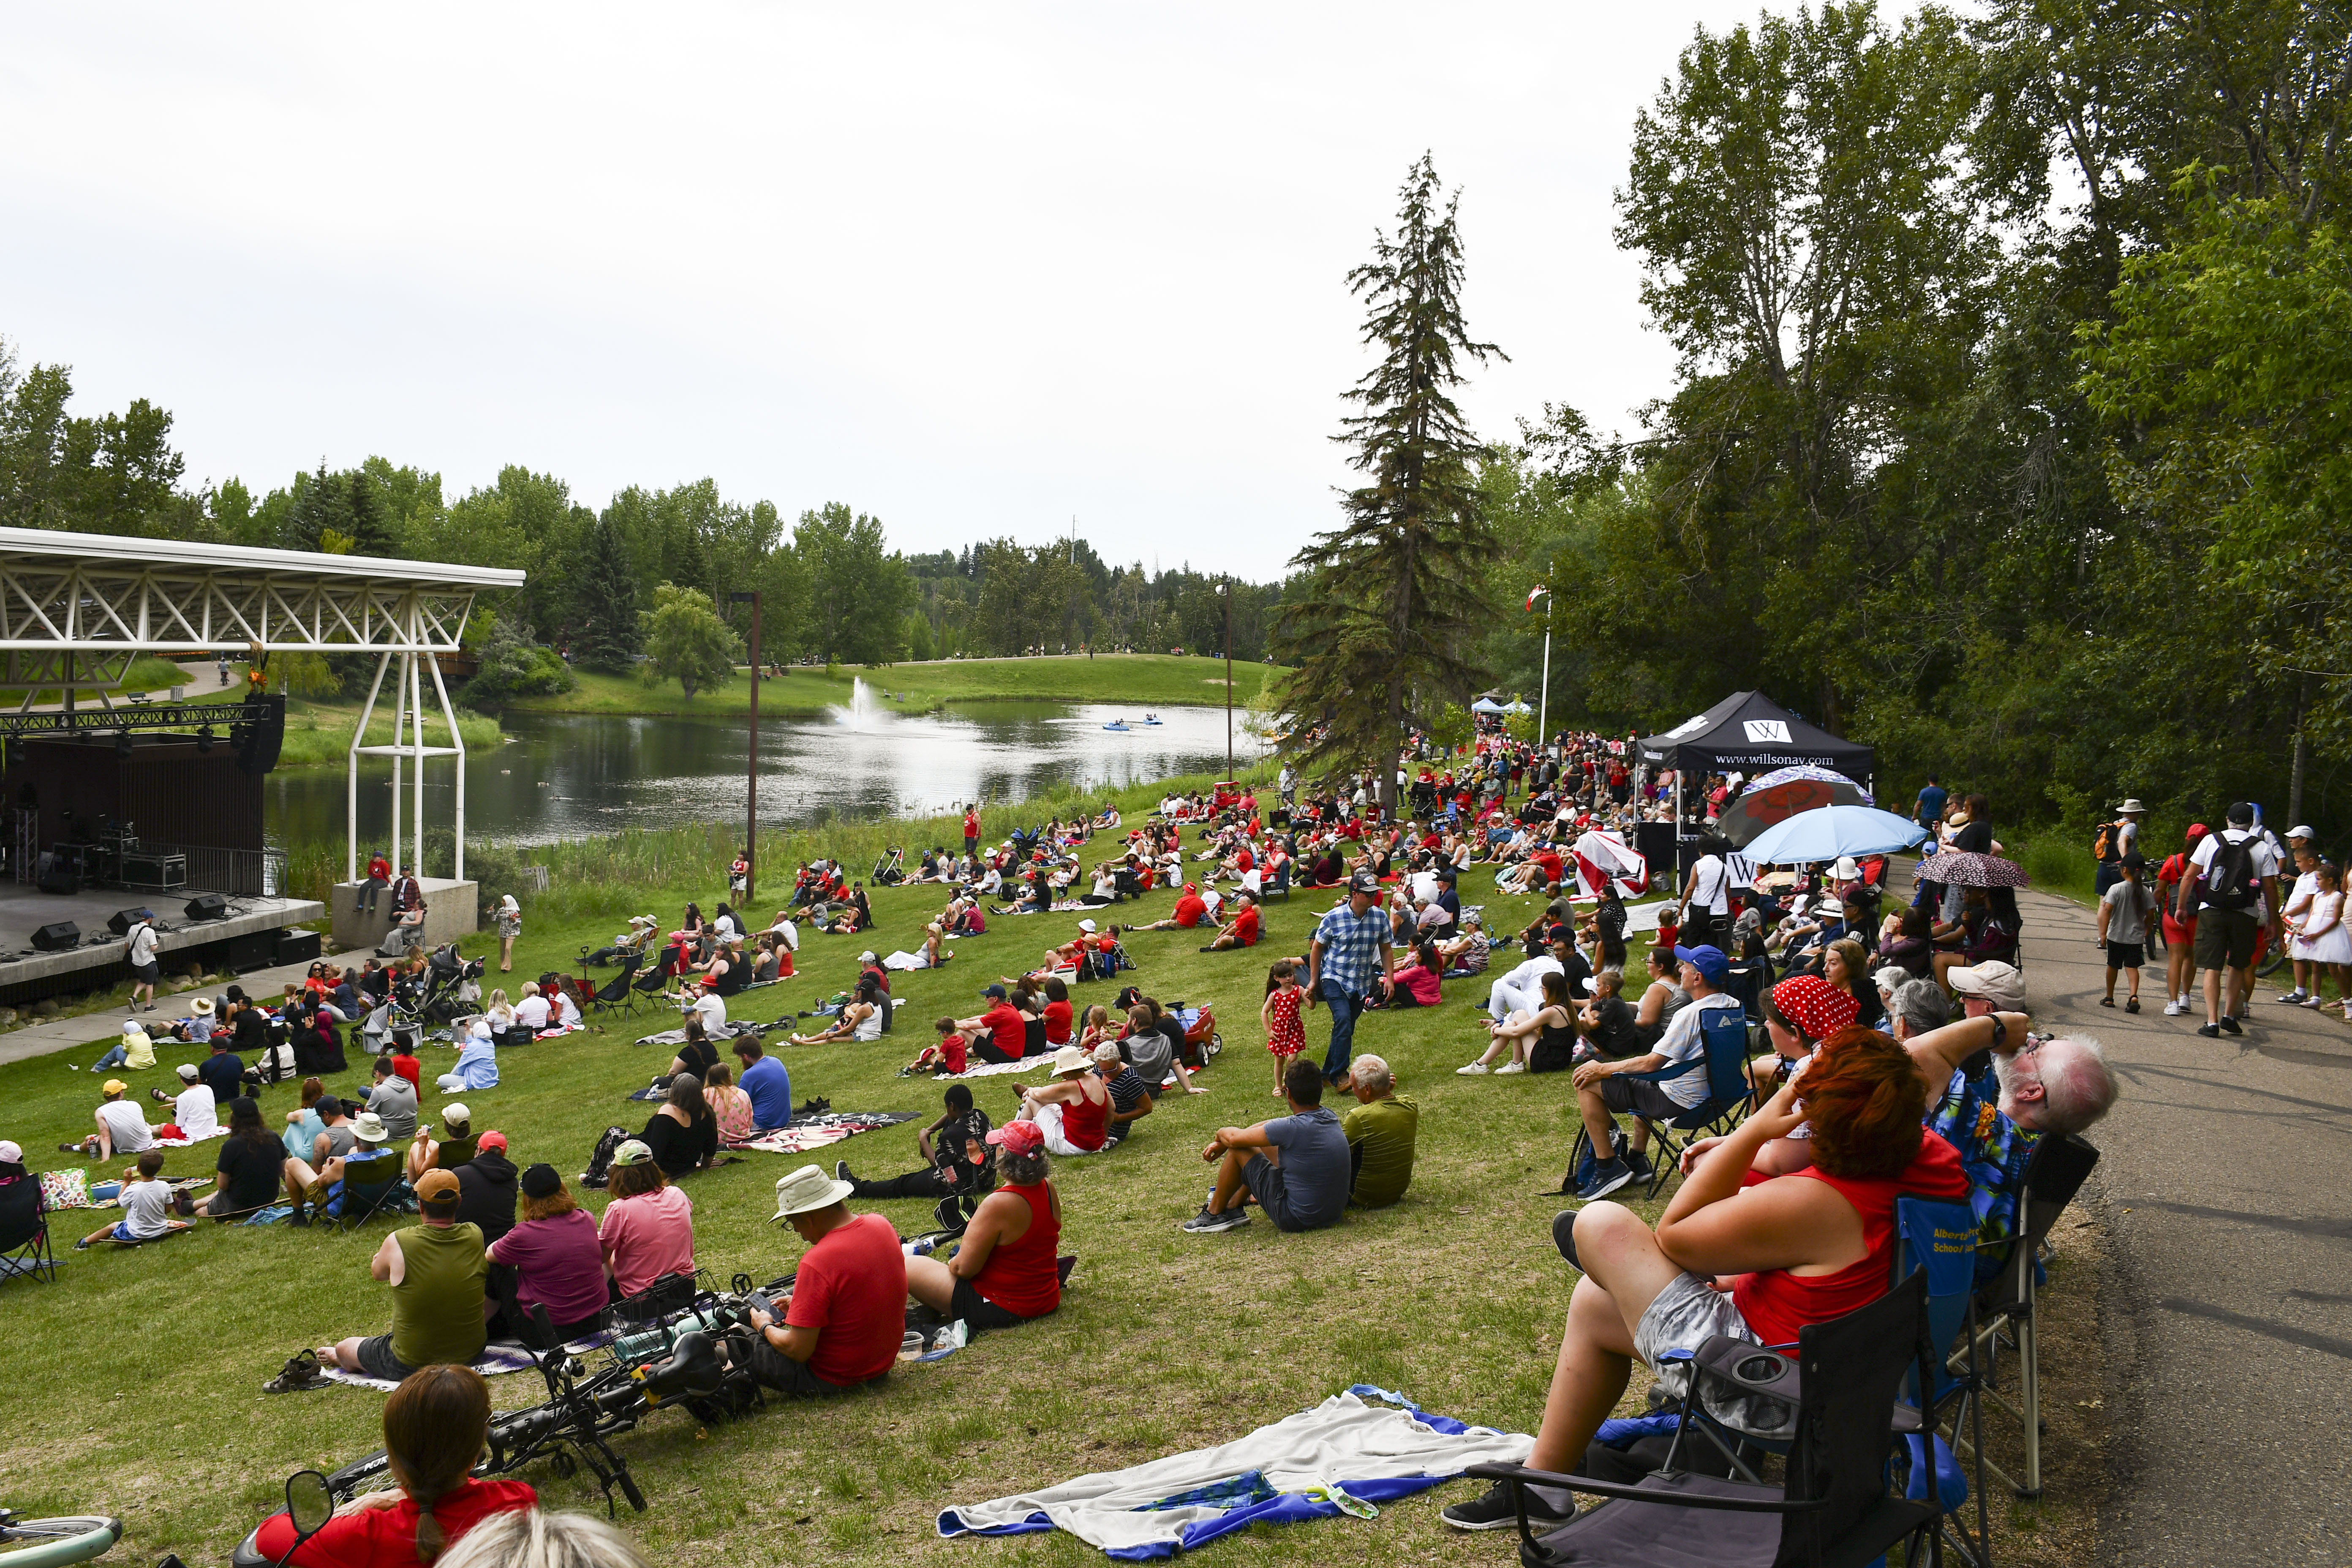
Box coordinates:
[1671,944,1730,985]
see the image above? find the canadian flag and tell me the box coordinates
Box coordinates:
[1526,585,1550,611]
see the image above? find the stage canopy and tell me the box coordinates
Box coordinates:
[1637,690,1874,784]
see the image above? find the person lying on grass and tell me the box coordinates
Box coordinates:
[1439,1029,1972,1533]
[904,1120,1064,1331]
[1181,1058,1349,1235]
[74,1149,191,1249]
[838,1082,996,1233]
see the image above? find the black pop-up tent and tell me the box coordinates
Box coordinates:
[1638,690,1875,789]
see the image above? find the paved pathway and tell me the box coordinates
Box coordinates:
[0,945,379,1068]
[2007,882,2351,1564]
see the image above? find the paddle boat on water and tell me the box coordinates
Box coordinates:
[1102,719,1131,732]
[1141,713,1162,726]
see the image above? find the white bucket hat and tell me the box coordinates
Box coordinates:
[770,1163,853,1220]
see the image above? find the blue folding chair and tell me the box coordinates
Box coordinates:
[1898,1195,1992,1568]
[1568,1010,1756,1198]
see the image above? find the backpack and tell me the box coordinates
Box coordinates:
[2203,833,2265,912]
[2091,821,2117,861]
[580,1125,632,1190]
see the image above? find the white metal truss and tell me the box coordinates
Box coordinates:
[348,651,469,885]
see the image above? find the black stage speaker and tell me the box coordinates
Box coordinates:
[224,930,274,973]
[272,928,321,965]
[108,906,155,936]
[233,694,287,775]
[32,921,81,951]
[185,894,229,922]
[37,860,78,896]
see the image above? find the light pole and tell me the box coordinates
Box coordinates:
[729,590,762,906]
[1527,585,1552,749]
[1217,581,1233,784]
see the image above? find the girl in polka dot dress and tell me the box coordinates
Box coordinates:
[1262,958,1306,1098]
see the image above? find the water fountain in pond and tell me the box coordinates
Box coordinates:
[830,675,879,731]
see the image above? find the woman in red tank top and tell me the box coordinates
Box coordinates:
[1012,1046,1109,1155]
[1444,1028,1971,1532]
[904,1120,1062,1330]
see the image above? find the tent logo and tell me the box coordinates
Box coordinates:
[1742,720,1791,743]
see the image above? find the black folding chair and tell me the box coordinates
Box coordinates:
[630,964,670,1004]
[589,953,642,1018]
[1949,1132,2099,1499]
[1470,1272,1941,1568]
[327,1160,411,1236]
[0,1178,57,1283]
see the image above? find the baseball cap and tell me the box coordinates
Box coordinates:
[102,1078,128,1095]
[858,950,878,963]
[2288,825,2317,841]
[0,1141,22,1165]
[1948,960,2026,1011]
[1672,944,1731,985]
[982,983,1008,999]
[608,1138,654,1168]
[986,1119,1045,1156]
[314,1095,343,1118]
[477,1130,508,1153]
[2226,801,2255,825]
[414,1169,462,1209]
[441,1102,471,1128]
[1348,871,1380,894]
[1546,923,1576,946]
[176,1062,199,1081]
[520,1163,563,1200]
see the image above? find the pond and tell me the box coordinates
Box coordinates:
[261,696,1268,849]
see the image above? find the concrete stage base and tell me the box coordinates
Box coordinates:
[330,878,479,954]
[0,884,327,1004]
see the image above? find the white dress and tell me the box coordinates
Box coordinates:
[2292,891,2352,965]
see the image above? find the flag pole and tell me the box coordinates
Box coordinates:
[1529,586,1552,749]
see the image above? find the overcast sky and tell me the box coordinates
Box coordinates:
[2,3,1772,578]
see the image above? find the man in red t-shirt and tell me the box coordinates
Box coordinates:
[964,807,981,860]
[1201,892,1262,952]
[746,1165,906,1395]
[953,985,1029,1063]
[1132,883,1210,933]
[1531,847,1567,891]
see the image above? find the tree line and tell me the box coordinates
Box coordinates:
[1282,1,2352,840]
[0,356,1288,678]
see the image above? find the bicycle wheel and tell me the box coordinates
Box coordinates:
[2258,944,2289,978]
[0,1517,122,1568]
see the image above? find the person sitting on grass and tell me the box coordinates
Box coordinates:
[283,1110,395,1225]
[702,1062,756,1147]
[1181,1059,1350,1234]
[88,1017,156,1075]
[75,1148,189,1249]
[902,1015,969,1077]
[1093,1040,1157,1147]
[1438,1032,1973,1533]
[364,1054,421,1141]
[1342,1054,1417,1209]
[598,1142,696,1303]
[206,1099,289,1217]
[1565,944,1743,1201]
[953,985,1032,1065]
[62,1078,157,1162]
[789,979,883,1044]
[638,1074,719,1179]
[1459,968,1579,1076]
[838,1081,997,1227]
[1010,1045,1111,1157]
[1119,1000,1204,1094]
[304,1169,488,1384]
[1369,937,1444,1009]
[904,1119,1063,1331]
[738,1165,906,1398]
[489,1165,610,1349]
[1200,891,1262,952]
[735,1038,793,1134]
[1131,882,1212,932]
[152,1061,220,1141]
[1572,970,1645,1064]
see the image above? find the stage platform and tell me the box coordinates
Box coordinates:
[0,882,327,1005]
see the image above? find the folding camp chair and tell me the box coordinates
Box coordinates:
[588,953,643,1018]
[0,1178,57,1282]
[1261,860,1292,902]
[1898,1196,1993,1568]
[630,964,671,1005]
[1570,1010,1756,1198]
[1950,1132,2099,1499]
[1469,1271,1942,1568]
[327,1160,411,1236]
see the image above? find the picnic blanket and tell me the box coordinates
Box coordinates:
[632,1019,781,1048]
[319,1341,547,1392]
[937,1386,1532,1559]
[741,1111,919,1155]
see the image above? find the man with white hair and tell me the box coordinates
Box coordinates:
[1341,1055,1418,1209]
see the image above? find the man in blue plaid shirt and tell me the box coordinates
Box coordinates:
[1305,871,1395,1086]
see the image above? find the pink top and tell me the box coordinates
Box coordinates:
[599,1183,695,1298]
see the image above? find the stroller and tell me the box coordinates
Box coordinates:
[871,848,906,886]
[392,945,485,1031]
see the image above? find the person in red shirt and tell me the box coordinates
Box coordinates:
[1039,976,1075,1044]
[1441,1029,1971,1531]
[1201,892,1263,952]
[744,1165,906,1395]
[954,985,1029,1063]
[1132,883,1210,932]
[905,1119,1063,1332]
[248,1365,532,1568]
[387,1036,423,1093]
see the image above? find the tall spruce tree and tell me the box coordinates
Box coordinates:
[1273,153,1503,811]
[574,514,642,673]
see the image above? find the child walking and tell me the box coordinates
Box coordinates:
[1262,959,1306,1099]
[2289,861,2352,1018]
[2097,853,2156,1012]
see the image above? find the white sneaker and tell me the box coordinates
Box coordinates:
[2162,999,2186,1016]
[1495,1062,1527,1075]
[1455,1062,1490,1075]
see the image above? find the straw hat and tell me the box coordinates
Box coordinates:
[1050,1044,1092,1075]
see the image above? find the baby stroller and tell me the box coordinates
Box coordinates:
[395,944,484,1029]
[871,848,906,886]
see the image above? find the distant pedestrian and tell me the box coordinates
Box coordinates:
[963,806,981,862]
[2179,803,2281,1038]
[494,894,521,974]
[2097,854,2153,1012]
[2093,799,2145,897]
[1914,774,1947,830]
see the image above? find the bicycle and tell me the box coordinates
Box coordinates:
[0,1514,121,1568]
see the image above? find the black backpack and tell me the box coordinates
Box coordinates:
[2203,833,2266,911]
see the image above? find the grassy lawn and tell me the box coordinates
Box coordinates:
[0,829,1615,1566]
[504,654,1283,720]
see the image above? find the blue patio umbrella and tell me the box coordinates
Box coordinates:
[1740,804,1932,866]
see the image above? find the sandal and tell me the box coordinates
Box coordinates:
[263,1349,328,1394]
[2099,997,2115,1007]
[2126,996,2140,1013]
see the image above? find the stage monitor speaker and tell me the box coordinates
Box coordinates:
[185,893,229,922]
[107,906,155,936]
[272,928,321,966]
[32,921,81,951]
